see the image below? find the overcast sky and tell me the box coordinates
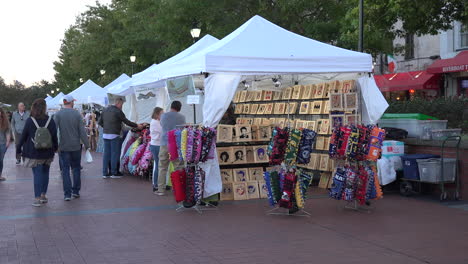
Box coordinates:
[0,0,112,86]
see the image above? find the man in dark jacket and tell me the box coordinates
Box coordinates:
[11,102,30,165]
[98,98,141,178]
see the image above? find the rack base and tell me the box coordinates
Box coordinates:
[176,202,219,214]
[266,206,311,217]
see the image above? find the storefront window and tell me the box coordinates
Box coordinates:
[460,79,468,96]
[461,24,468,49]
[405,34,415,59]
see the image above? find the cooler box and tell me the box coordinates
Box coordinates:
[401,154,440,180]
[382,140,404,158]
[381,113,439,120]
[378,119,447,138]
[416,158,457,183]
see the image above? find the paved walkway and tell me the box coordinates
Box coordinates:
[1,147,467,264]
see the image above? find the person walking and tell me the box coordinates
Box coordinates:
[0,108,11,181]
[156,101,185,196]
[11,102,30,165]
[150,107,164,193]
[98,98,141,179]
[54,95,90,201]
[17,99,58,207]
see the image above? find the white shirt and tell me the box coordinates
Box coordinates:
[150,119,162,146]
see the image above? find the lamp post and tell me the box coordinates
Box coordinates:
[190,22,201,124]
[79,78,84,83]
[130,55,136,76]
[358,0,364,52]
[100,69,106,75]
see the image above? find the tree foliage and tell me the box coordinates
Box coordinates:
[53,0,468,92]
[0,77,57,110]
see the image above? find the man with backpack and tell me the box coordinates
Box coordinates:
[54,95,90,201]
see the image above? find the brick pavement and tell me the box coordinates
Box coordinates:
[1,147,468,264]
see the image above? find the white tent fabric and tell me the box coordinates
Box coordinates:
[107,35,219,96]
[359,75,389,124]
[46,92,65,109]
[103,73,130,92]
[69,80,106,105]
[44,96,53,102]
[157,15,372,80]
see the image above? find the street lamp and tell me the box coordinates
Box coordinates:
[79,78,84,83]
[190,21,201,42]
[100,69,106,75]
[51,90,55,94]
[56,88,60,91]
[130,55,136,75]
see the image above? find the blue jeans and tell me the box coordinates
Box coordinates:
[0,144,6,175]
[32,164,50,198]
[150,145,160,187]
[103,138,122,175]
[60,150,82,197]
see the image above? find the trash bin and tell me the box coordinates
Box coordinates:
[401,154,440,180]
[416,158,457,183]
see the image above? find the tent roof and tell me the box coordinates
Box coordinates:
[103,73,130,91]
[46,92,65,109]
[69,80,106,105]
[158,15,372,79]
[45,96,53,102]
[107,34,219,96]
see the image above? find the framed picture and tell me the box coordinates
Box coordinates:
[257,104,266,115]
[329,93,343,111]
[329,80,341,93]
[314,83,325,98]
[246,91,255,102]
[235,118,242,124]
[233,182,248,200]
[307,154,317,169]
[302,85,312,99]
[269,118,276,126]
[233,91,241,103]
[344,93,358,111]
[217,125,233,143]
[247,181,260,199]
[305,121,316,131]
[261,118,271,126]
[234,104,243,114]
[257,126,272,141]
[311,101,323,114]
[232,146,247,164]
[317,119,330,135]
[318,173,332,189]
[245,146,255,163]
[274,103,286,114]
[264,103,274,115]
[322,100,330,114]
[218,147,233,165]
[251,125,258,141]
[330,115,344,130]
[233,168,249,182]
[239,91,247,102]
[341,80,355,93]
[263,91,273,101]
[250,104,259,114]
[259,181,268,198]
[242,104,250,114]
[319,155,330,171]
[310,84,317,98]
[285,102,298,114]
[345,114,360,126]
[292,85,303,99]
[252,91,262,101]
[221,169,234,183]
[253,145,268,163]
[253,118,262,125]
[273,91,282,100]
[220,183,234,200]
[315,136,325,150]
[295,120,305,129]
[323,82,331,98]
[248,167,264,181]
[235,125,252,142]
[282,87,292,100]
[299,102,310,114]
[324,137,330,151]
[277,118,286,128]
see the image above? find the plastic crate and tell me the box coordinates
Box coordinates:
[378,119,447,138]
[430,129,462,141]
[401,154,440,180]
[416,158,457,183]
[381,113,439,120]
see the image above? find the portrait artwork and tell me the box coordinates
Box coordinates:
[233,182,248,200]
[235,125,252,142]
[234,104,243,114]
[330,115,344,130]
[221,169,234,183]
[248,167,264,181]
[220,183,234,200]
[245,146,255,163]
[263,91,273,101]
[217,147,233,165]
[257,104,266,115]
[239,91,247,102]
[232,146,247,164]
[247,181,260,199]
[344,93,358,112]
[322,100,330,114]
[264,103,274,115]
[341,80,355,93]
[299,102,310,114]
[250,104,259,115]
[319,154,330,171]
[286,102,298,115]
[314,83,325,98]
[259,181,268,198]
[317,119,330,135]
[345,114,360,126]
[295,120,305,129]
[273,91,282,100]
[282,87,292,100]
[253,118,262,125]
[254,90,263,101]
[311,101,323,115]
[233,91,241,103]
[330,93,343,111]
[301,85,312,99]
[242,104,250,114]
[233,168,249,182]
[315,136,325,150]
[274,103,286,114]
[216,125,233,143]
[257,126,272,141]
[253,145,268,163]
[292,85,303,99]
[305,121,316,131]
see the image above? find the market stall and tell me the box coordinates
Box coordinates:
[68,79,107,106]
[46,92,65,110]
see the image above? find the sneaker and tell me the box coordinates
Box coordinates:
[155,191,165,196]
[16,160,21,165]
[110,174,123,179]
[40,195,48,204]
[72,194,80,199]
[32,199,42,207]
[64,197,71,201]
[102,173,110,179]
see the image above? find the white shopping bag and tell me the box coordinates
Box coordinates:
[85,149,93,163]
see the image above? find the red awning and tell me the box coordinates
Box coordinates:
[427,51,468,74]
[374,71,440,92]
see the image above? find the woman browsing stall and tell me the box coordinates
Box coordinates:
[0,108,11,181]
[150,107,164,193]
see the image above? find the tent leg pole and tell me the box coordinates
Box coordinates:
[193,104,196,124]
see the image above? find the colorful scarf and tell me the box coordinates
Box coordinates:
[183,166,196,208]
[355,165,369,205]
[328,126,341,158]
[170,169,187,203]
[167,130,179,161]
[138,143,153,171]
[343,165,357,201]
[194,166,205,202]
[263,171,276,206]
[270,170,282,203]
[185,127,195,163]
[356,125,370,161]
[345,125,360,160]
[268,127,289,165]
[284,129,302,166]
[175,129,183,161]
[337,126,351,159]
[329,167,346,200]
[200,127,216,162]
[296,129,316,164]
[278,172,297,209]
[366,126,385,161]
[181,128,188,162]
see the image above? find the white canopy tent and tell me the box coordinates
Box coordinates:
[68,80,107,106]
[44,95,53,102]
[46,92,65,109]
[132,15,388,198]
[103,73,130,92]
[106,34,219,124]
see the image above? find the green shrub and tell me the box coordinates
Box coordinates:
[386,96,468,133]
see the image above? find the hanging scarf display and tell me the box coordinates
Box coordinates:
[181,129,188,162]
[263,171,276,206]
[194,166,206,203]
[269,170,282,203]
[328,127,341,158]
[278,171,297,209]
[267,127,278,157]
[366,126,385,161]
[138,143,153,171]
[268,127,289,165]
[200,128,216,162]
[355,165,369,205]
[296,129,317,164]
[184,165,196,208]
[329,167,346,200]
[345,126,360,160]
[185,127,195,163]
[284,129,302,166]
[343,165,357,201]
[191,128,203,164]
[175,129,183,161]
[167,130,179,161]
[371,165,383,199]
[170,169,186,203]
[131,143,147,166]
[356,125,370,161]
[336,126,351,159]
